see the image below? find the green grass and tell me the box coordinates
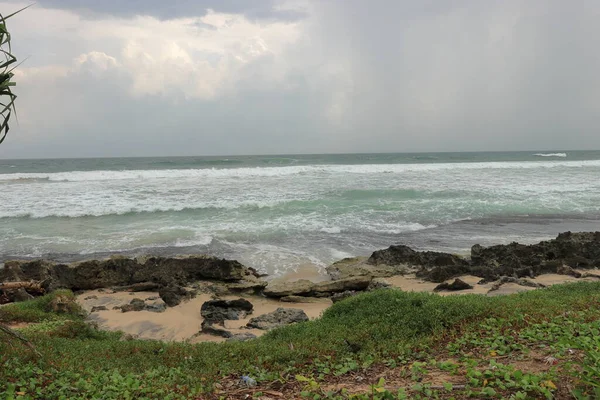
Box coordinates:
[1,283,600,399]
[0,290,83,323]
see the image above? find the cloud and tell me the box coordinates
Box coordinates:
[11,0,308,21]
[1,0,600,159]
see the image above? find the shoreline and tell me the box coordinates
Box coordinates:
[3,231,600,343]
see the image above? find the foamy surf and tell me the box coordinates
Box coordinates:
[533,153,567,157]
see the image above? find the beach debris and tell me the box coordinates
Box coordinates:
[246,308,309,330]
[240,375,257,387]
[434,278,474,292]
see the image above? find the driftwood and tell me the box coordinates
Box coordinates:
[0,323,41,357]
[0,281,45,294]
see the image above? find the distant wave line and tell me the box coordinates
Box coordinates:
[1,159,600,183]
[533,153,567,157]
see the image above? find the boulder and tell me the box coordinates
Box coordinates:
[120,298,146,313]
[200,320,232,338]
[433,278,474,292]
[145,301,167,313]
[331,290,358,303]
[416,264,472,283]
[368,245,468,268]
[312,276,372,295]
[263,279,315,297]
[200,298,254,323]
[556,264,582,278]
[367,278,392,290]
[158,285,189,307]
[246,308,309,330]
[326,257,407,280]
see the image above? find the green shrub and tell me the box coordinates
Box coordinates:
[0,290,84,323]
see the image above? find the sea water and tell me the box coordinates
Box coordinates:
[1,151,599,275]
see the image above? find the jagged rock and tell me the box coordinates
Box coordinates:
[223,279,268,293]
[556,265,582,278]
[331,290,358,303]
[226,333,257,342]
[433,278,474,292]
[145,301,167,313]
[84,295,98,300]
[326,257,407,280]
[263,279,315,297]
[489,276,546,292]
[200,320,232,338]
[91,306,108,312]
[1,255,258,293]
[200,298,253,323]
[368,245,468,268]
[312,276,372,295]
[246,308,309,330]
[368,278,392,291]
[280,296,323,303]
[120,298,146,313]
[158,286,189,307]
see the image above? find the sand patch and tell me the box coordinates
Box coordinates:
[78,289,331,343]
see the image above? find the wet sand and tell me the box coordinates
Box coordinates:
[77,265,600,344]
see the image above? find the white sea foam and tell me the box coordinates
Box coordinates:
[2,159,600,183]
[533,153,567,157]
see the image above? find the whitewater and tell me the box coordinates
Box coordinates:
[1,152,599,275]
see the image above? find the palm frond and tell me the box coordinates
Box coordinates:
[0,5,30,144]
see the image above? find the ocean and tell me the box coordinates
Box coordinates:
[1,151,599,276]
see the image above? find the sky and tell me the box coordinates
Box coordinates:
[1,0,599,158]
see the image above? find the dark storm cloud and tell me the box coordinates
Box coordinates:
[25,0,305,21]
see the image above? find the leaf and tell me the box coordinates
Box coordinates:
[543,380,557,390]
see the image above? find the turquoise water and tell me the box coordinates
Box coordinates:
[1,151,599,275]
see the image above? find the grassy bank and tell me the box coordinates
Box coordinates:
[1,283,600,399]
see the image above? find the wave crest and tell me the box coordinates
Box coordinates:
[533,153,567,157]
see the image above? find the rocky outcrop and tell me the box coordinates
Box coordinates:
[263,276,372,298]
[368,245,468,269]
[246,308,309,330]
[361,232,600,283]
[200,320,232,338]
[469,232,600,281]
[158,286,193,307]
[200,299,253,323]
[0,255,260,293]
[326,257,408,280]
[433,278,473,292]
[263,279,314,298]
